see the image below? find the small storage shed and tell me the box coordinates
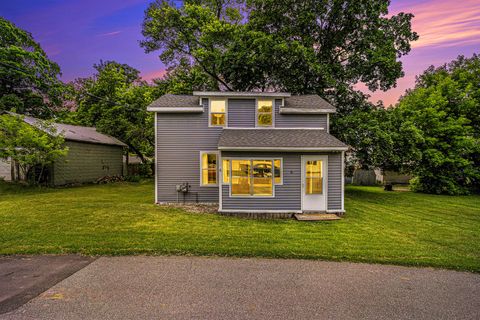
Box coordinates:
[7,115,127,186]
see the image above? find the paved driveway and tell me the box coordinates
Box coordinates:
[2,256,479,320]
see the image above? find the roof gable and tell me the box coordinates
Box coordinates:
[18,114,127,147]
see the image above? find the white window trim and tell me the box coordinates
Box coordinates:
[255,98,275,128]
[225,157,281,198]
[208,98,227,128]
[199,151,219,187]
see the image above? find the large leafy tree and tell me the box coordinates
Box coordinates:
[396,54,480,195]
[141,0,417,111]
[73,61,157,162]
[0,114,68,184]
[0,17,64,118]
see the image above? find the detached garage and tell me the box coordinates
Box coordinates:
[3,115,127,186]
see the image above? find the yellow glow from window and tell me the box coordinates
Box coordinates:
[305,160,322,194]
[257,99,273,126]
[222,159,230,183]
[210,99,226,113]
[231,160,250,195]
[231,159,273,196]
[252,160,273,196]
[274,159,281,184]
[210,113,225,126]
[201,153,217,185]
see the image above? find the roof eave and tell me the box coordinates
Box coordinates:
[147,106,204,113]
[280,107,336,114]
[193,91,291,97]
[218,146,348,152]
[65,137,127,148]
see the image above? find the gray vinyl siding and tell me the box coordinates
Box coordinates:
[327,152,343,211]
[227,99,255,127]
[226,98,327,129]
[221,151,343,212]
[156,99,222,203]
[274,99,328,129]
[53,141,123,185]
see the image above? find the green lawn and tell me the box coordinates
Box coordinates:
[0,180,479,272]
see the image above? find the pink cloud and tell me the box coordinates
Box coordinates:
[141,69,168,82]
[360,0,480,106]
[98,31,122,37]
[392,0,480,48]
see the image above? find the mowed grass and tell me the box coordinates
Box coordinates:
[0,180,479,272]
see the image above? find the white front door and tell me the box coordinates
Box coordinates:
[301,155,327,212]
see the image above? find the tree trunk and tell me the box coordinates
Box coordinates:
[37,165,44,185]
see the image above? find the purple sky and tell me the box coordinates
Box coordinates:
[1,0,479,106]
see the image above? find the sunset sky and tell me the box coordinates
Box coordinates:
[1,0,479,106]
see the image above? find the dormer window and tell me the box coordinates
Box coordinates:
[257,99,273,127]
[209,98,227,127]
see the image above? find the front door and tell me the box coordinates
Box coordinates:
[301,155,327,212]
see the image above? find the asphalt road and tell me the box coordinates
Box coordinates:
[1,256,479,320]
[0,255,94,314]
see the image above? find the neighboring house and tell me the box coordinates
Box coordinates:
[2,114,127,185]
[147,92,348,216]
[0,158,12,181]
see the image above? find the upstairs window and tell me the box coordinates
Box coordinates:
[200,152,218,186]
[257,99,273,127]
[209,98,226,127]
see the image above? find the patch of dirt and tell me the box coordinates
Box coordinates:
[159,203,219,214]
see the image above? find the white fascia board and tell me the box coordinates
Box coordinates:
[147,107,204,113]
[193,91,291,97]
[279,108,336,114]
[218,146,349,152]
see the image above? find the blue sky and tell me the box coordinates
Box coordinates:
[1,0,479,105]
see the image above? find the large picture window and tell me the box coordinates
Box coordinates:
[257,99,273,127]
[200,152,218,186]
[230,159,277,196]
[210,99,226,127]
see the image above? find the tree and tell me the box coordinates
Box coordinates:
[141,0,417,112]
[73,61,157,162]
[396,54,480,195]
[0,17,64,118]
[334,105,422,177]
[152,58,218,95]
[0,114,68,185]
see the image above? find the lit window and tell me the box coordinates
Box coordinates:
[252,160,273,196]
[257,99,273,126]
[274,159,282,184]
[222,159,230,184]
[305,160,323,194]
[230,159,274,196]
[201,152,217,185]
[231,160,251,195]
[210,99,226,126]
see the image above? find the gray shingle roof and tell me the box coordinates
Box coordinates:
[218,129,348,150]
[148,94,200,108]
[20,115,127,147]
[282,95,336,113]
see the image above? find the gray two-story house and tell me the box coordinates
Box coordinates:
[147,92,348,217]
